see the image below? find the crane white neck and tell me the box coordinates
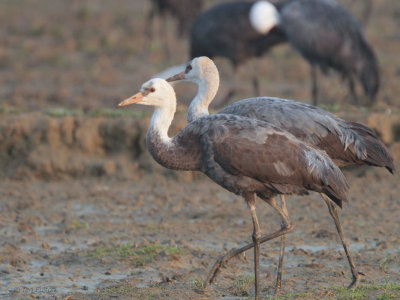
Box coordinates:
[145,87,200,171]
[148,96,176,144]
[187,70,220,122]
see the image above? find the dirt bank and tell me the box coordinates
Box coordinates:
[0,111,399,181]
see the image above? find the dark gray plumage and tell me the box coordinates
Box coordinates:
[190,1,287,101]
[190,1,286,67]
[119,78,350,298]
[280,0,380,104]
[148,0,204,38]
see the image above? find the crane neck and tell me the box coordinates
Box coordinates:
[187,70,220,122]
[146,92,199,171]
[148,105,175,144]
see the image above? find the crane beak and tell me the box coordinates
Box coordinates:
[118,92,143,107]
[166,71,186,82]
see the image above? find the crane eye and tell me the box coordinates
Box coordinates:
[185,64,193,73]
[150,87,155,92]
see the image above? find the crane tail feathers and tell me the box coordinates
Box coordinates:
[349,122,395,173]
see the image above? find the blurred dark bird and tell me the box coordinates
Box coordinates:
[190,1,287,104]
[119,78,350,299]
[278,0,380,105]
[190,0,379,106]
[167,56,394,293]
[147,0,204,38]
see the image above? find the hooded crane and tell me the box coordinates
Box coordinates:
[166,56,394,293]
[277,0,380,105]
[147,0,204,38]
[190,0,379,106]
[190,1,287,104]
[119,78,350,299]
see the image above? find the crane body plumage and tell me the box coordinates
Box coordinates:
[190,1,286,101]
[190,1,286,67]
[279,0,380,103]
[119,78,351,298]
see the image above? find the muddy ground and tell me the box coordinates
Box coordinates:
[0,167,399,299]
[0,0,400,299]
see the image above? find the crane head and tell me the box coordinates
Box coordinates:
[166,56,218,85]
[118,78,175,109]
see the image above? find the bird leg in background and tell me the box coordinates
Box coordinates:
[145,4,157,38]
[144,9,172,60]
[248,195,261,299]
[347,77,359,105]
[361,0,373,27]
[251,59,260,96]
[311,65,319,106]
[320,194,361,289]
[275,195,288,295]
[204,197,293,287]
[161,17,172,60]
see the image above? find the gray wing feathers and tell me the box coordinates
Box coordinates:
[219,97,393,171]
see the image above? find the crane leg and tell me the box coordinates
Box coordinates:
[145,7,156,38]
[204,196,293,288]
[251,59,260,96]
[320,194,361,289]
[311,66,319,106]
[348,78,359,105]
[248,196,261,299]
[252,77,260,97]
[361,0,373,27]
[275,195,288,295]
[161,17,172,60]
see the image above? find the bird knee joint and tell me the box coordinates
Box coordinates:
[285,222,294,231]
[252,232,261,242]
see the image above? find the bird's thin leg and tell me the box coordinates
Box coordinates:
[320,194,361,289]
[311,65,318,106]
[145,6,156,38]
[275,195,288,295]
[348,77,359,105]
[204,197,293,287]
[161,17,172,60]
[361,0,373,27]
[251,60,260,96]
[247,195,261,299]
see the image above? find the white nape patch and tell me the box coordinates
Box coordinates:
[249,1,280,34]
[274,161,294,176]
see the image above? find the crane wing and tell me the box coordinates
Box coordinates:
[219,97,394,172]
[195,115,349,206]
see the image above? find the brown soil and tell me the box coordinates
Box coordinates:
[0,167,399,299]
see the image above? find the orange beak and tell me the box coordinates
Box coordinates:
[118,92,143,107]
[166,71,186,82]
